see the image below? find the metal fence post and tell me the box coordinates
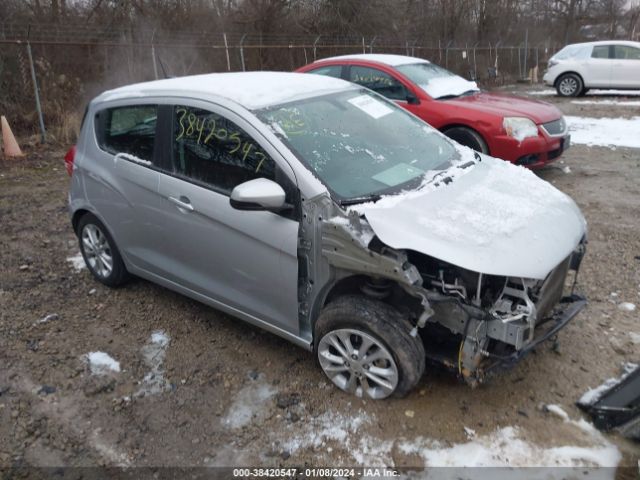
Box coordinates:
[223,33,231,71]
[369,36,377,53]
[151,29,158,79]
[26,41,46,143]
[239,34,247,71]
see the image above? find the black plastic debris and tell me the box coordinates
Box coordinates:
[577,364,640,440]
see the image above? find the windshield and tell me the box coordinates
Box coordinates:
[255,89,458,202]
[553,44,592,61]
[396,62,479,99]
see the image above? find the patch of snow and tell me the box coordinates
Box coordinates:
[524,89,557,96]
[526,89,640,96]
[328,215,375,246]
[34,313,58,325]
[629,332,640,344]
[618,302,636,312]
[565,116,640,149]
[419,76,479,99]
[318,53,429,67]
[135,330,171,397]
[85,352,121,375]
[100,72,356,110]
[572,99,640,106]
[545,404,570,421]
[280,409,376,461]
[579,362,639,406]
[562,166,571,174]
[464,426,476,439]
[222,375,277,429]
[67,252,86,271]
[398,424,620,469]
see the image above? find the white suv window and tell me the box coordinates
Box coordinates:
[613,45,640,60]
[591,45,610,59]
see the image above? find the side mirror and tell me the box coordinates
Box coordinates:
[230,178,287,211]
[406,91,420,105]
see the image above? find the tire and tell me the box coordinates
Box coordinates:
[578,87,589,97]
[556,73,583,97]
[314,295,425,399]
[443,126,489,154]
[77,213,129,287]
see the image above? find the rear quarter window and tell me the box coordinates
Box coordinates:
[95,105,158,161]
[307,65,343,78]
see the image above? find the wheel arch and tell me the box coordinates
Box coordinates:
[554,71,585,88]
[440,123,491,155]
[310,274,424,338]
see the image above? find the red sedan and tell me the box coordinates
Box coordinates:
[296,54,570,168]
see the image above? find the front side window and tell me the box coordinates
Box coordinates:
[172,106,276,194]
[591,45,610,59]
[613,45,640,60]
[255,89,458,202]
[308,65,343,78]
[97,105,157,161]
[348,66,408,100]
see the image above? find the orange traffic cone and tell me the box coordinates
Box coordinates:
[1,116,24,157]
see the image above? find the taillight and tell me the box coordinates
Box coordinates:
[64,145,76,176]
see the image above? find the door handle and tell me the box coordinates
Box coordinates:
[168,195,194,212]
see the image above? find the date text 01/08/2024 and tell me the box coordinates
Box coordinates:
[232,467,400,477]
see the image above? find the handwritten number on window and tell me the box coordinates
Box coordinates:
[176,107,269,173]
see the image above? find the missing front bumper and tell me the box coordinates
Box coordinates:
[483,293,587,375]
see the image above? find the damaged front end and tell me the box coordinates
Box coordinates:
[302,198,587,385]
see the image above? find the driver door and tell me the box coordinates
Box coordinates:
[154,101,300,334]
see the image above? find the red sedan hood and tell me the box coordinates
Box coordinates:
[443,92,562,124]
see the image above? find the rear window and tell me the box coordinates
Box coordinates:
[307,65,343,78]
[96,105,158,161]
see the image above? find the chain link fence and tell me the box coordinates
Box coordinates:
[0,23,562,142]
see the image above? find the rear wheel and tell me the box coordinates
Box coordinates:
[443,126,489,154]
[77,213,129,287]
[314,295,425,399]
[556,73,583,97]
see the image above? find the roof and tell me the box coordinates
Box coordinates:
[316,53,430,67]
[565,40,640,47]
[96,71,355,109]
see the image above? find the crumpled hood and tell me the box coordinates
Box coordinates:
[358,156,586,280]
[443,92,562,124]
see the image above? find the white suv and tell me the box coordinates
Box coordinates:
[543,40,640,96]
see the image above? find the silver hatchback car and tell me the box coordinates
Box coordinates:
[68,72,587,399]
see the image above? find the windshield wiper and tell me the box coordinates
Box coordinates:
[340,194,382,207]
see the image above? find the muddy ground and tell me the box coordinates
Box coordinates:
[1,85,639,476]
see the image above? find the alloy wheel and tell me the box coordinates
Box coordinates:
[81,223,113,278]
[318,328,399,399]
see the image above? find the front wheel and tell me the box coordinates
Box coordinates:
[443,127,489,154]
[314,295,425,399]
[556,73,583,97]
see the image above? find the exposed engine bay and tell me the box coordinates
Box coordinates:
[298,196,587,384]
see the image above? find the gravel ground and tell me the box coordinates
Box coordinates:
[0,85,639,476]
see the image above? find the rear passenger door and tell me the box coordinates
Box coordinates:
[154,102,300,334]
[612,45,640,88]
[91,103,169,272]
[586,45,613,87]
